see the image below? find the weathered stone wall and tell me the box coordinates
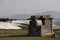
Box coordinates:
[28,16,41,36]
[41,15,54,36]
[28,15,54,36]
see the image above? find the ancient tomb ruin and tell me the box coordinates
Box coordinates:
[28,15,54,36]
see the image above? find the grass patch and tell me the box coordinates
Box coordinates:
[0,29,60,40]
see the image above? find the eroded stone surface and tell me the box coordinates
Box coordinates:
[28,15,54,36]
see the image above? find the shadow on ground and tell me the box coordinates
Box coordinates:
[0,35,41,38]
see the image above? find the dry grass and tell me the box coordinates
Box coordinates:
[0,29,60,40]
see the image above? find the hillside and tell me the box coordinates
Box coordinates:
[10,11,60,19]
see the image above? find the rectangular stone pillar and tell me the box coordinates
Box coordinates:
[41,15,54,36]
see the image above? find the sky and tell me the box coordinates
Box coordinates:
[0,0,60,17]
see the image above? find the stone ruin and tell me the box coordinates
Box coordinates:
[28,15,55,36]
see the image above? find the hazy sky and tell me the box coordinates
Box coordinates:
[0,0,60,17]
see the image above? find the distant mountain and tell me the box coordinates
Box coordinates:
[10,11,60,19]
[34,11,60,18]
[10,14,31,19]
